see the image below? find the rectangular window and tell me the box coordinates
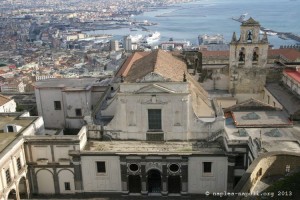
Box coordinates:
[96,161,106,173]
[75,108,82,116]
[203,162,212,174]
[54,101,61,110]
[17,157,22,171]
[148,109,162,130]
[235,155,244,167]
[6,169,11,184]
[64,182,71,190]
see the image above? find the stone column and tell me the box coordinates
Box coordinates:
[53,168,60,194]
[16,185,21,200]
[73,164,83,191]
[141,164,148,195]
[29,166,38,195]
[120,157,128,195]
[161,165,168,196]
[181,164,188,195]
[227,156,235,192]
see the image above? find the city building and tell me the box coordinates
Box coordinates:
[35,78,111,129]
[0,112,44,200]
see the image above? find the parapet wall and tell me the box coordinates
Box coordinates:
[230,152,300,200]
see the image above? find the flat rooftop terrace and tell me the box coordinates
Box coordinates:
[0,113,37,152]
[84,141,225,154]
[232,111,292,127]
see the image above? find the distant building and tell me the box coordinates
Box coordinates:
[0,80,25,93]
[110,39,119,51]
[199,34,225,45]
[0,112,44,200]
[35,78,111,129]
[160,40,191,50]
[123,36,132,51]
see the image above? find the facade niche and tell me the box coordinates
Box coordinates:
[253,47,259,61]
[239,48,245,62]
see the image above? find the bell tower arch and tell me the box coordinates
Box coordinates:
[229,18,269,102]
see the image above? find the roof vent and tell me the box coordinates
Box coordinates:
[4,124,22,133]
[238,128,248,137]
[265,128,282,137]
[242,112,260,120]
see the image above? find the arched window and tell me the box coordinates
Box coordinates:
[253,47,259,61]
[247,30,253,43]
[239,47,245,62]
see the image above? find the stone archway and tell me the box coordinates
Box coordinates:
[7,189,17,200]
[128,175,141,193]
[147,169,161,193]
[168,175,181,193]
[18,176,28,199]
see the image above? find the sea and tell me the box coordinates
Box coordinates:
[87,0,300,48]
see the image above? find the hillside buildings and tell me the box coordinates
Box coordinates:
[0,18,299,200]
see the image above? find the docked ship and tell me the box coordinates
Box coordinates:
[198,34,225,45]
[259,29,277,36]
[145,31,161,44]
[129,34,143,43]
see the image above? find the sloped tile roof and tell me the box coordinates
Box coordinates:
[0,94,11,106]
[224,98,279,112]
[116,51,150,77]
[268,48,300,62]
[125,49,187,82]
[284,69,300,84]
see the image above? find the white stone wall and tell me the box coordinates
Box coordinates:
[0,138,27,198]
[263,88,283,109]
[58,168,75,194]
[81,156,122,192]
[188,157,228,194]
[0,99,16,112]
[36,168,55,194]
[105,91,190,140]
[35,88,66,129]
[36,87,94,129]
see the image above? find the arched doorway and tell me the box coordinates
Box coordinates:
[19,176,28,199]
[7,189,17,200]
[147,169,161,193]
[168,175,181,193]
[128,175,141,193]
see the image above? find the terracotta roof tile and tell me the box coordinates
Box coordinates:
[268,48,300,62]
[125,49,187,82]
[116,51,150,77]
[284,69,300,84]
[0,94,10,106]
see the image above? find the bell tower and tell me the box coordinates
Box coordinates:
[229,18,269,102]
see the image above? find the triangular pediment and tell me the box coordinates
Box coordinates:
[224,98,279,112]
[135,84,175,94]
[139,72,171,83]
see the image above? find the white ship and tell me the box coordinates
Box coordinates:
[129,34,143,43]
[259,29,277,36]
[145,31,161,44]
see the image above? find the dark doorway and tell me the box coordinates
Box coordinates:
[148,170,161,193]
[168,175,181,193]
[7,189,17,200]
[128,175,141,193]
